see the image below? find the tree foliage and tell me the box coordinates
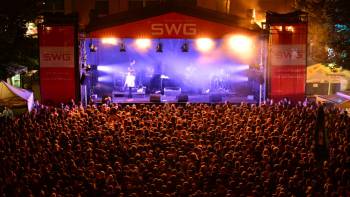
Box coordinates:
[0,0,42,79]
[295,0,350,69]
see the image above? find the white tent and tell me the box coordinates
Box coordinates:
[0,81,34,112]
[307,63,350,90]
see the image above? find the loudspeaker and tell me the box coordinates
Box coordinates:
[150,94,161,102]
[209,94,222,102]
[80,73,86,85]
[113,92,124,97]
[177,94,188,103]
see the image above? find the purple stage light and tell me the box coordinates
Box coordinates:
[85,38,253,96]
[97,66,113,72]
[235,65,250,71]
[232,76,249,82]
[98,76,113,82]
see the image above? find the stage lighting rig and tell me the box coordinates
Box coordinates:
[195,38,215,53]
[135,38,151,50]
[120,43,126,52]
[89,43,97,52]
[228,35,252,54]
[181,42,189,52]
[84,64,97,72]
[156,42,163,52]
[85,64,91,71]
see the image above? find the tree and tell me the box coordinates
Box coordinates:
[0,0,43,79]
[326,0,350,69]
[295,0,350,69]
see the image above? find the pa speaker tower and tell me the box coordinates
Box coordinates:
[150,94,161,102]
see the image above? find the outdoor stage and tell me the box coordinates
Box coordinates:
[81,12,263,106]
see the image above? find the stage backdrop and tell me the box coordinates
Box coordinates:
[89,12,252,38]
[39,25,77,105]
[269,23,307,101]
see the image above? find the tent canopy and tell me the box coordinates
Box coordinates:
[307,63,350,90]
[0,63,28,78]
[0,81,34,112]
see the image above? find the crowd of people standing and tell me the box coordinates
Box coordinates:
[0,101,349,196]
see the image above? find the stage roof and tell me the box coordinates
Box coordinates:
[87,4,261,38]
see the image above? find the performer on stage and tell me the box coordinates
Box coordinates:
[128,60,136,74]
[125,61,136,98]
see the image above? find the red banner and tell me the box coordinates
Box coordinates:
[39,25,76,105]
[269,24,307,101]
[90,12,252,38]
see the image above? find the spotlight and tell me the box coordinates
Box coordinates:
[101,37,118,45]
[89,43,97,52]
[181,43,189,52]
[120,43,126,52]
[228,35,252,54]
[156,42,163,52]
[135,38,151,50]
[85,64,91,71]
[195,38,215,53]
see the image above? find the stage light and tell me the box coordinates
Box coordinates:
[232,75,249,82]
[228,35,253,54]
[274,26,283,31]
[85,64,91,71]
[286,26,294,32]
[120,43,126,52]
[89,43,97,52]
[101,37,118,45]
[181,42,189,52]
[135,38,151,50]
[195,38,215,53]
[156,42,163,52]
[97,66,112,72]
[229,65,249,72]
[98,76,112,82]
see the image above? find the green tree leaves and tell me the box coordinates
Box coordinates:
[295,0,350,69]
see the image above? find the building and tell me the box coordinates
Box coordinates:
[41,0,295,28]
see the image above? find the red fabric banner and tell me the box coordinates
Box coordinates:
[39,26,75,46]
[39,25,76,105]
[269,24,307,101]
[40,68,76,105]
[90,12,251,38]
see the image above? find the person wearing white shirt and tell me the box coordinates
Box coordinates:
[125,72,136,98]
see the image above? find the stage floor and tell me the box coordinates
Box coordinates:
[108,94,257,104]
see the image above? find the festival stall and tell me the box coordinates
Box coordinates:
[0,81,34,112]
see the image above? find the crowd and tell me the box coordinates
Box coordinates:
[0,106,14,120]
[0,101,349,196]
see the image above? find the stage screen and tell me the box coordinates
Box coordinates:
[84,38,255,98]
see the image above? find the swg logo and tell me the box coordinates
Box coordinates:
[276,49,303,60]
[43,53,72,61]
[151,23,197,36]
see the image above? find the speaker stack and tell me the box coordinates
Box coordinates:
[149,94,161,102]
[209,94,222,103]
[177,94,188,103]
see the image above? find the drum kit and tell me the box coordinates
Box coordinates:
[210,74,233,93]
